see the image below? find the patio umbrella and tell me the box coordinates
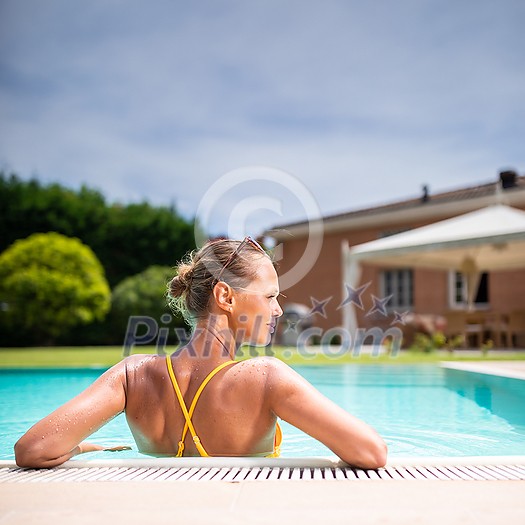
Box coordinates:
[342,204,525,333]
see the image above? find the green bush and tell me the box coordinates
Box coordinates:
[409,331,465,353]
[410,333,435,353]
[0,232,110,345]
[110,265,185,346]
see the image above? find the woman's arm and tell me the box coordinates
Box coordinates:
[266,358,387,469]
[14,361,128,468]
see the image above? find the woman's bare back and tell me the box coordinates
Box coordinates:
[123,354,279,457]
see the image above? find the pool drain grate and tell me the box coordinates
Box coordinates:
[1,464,524,482]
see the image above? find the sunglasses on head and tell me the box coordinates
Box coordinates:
[215,236,266,283]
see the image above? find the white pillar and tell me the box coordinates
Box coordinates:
[341,241,362,336]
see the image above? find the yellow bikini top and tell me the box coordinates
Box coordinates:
[165,356,281,458]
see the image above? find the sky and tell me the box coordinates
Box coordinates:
[1,0,524,239]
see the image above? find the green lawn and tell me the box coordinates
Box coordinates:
[1,345,524,368]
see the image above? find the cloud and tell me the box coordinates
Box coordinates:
[0,0,524,236]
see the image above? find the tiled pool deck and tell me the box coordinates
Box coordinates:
[2,359,524,524]
[1,471,524,525]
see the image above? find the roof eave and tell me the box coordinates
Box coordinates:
[264,188,525,241]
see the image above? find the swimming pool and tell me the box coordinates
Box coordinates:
[1,364,524,460]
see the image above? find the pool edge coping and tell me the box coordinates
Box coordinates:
[2,455,525,469]
[441,360,525,380]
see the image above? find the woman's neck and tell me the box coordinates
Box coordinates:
[187,314,238,361]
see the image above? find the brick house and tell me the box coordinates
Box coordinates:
[263,170,525,347]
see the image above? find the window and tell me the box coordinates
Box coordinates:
[380,269,413,309]
[449,271,489,308]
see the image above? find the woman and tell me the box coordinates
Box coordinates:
[15,237,387,468]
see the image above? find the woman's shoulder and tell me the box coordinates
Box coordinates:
[114,354,169,392]
[117,353,167,376]
[237,356,307,388]
[230,357,305,405]
[232,355,292,377]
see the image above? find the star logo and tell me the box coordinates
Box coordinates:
[366,294,393,317]
[391,310,409,326]
[284,318,300,333]
[308,296,332,318]
[338,281,371,310]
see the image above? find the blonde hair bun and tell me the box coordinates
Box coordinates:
[169,263,192,298]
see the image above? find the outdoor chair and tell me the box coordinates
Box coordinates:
[444,311,484,348]
[506,311,525,348]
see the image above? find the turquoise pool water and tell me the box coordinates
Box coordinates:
[1,364,524,460]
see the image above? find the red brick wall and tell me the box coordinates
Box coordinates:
[490,270,525,314]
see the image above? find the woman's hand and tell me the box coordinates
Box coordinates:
[77,442,105,454]
[77,443,132,454]
[102,445,132,452]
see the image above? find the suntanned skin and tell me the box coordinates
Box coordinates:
[15,259,387,469]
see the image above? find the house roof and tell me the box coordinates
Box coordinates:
[264,172,525,240]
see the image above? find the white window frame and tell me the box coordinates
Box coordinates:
[447,270,490,310]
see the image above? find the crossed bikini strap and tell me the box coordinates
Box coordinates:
[166,356,236,457]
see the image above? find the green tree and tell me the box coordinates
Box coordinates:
[0,232,110,345]
[0,172,109,255]
[0,172,197,288]
[110,265,185,347]
[102,202,195,286]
